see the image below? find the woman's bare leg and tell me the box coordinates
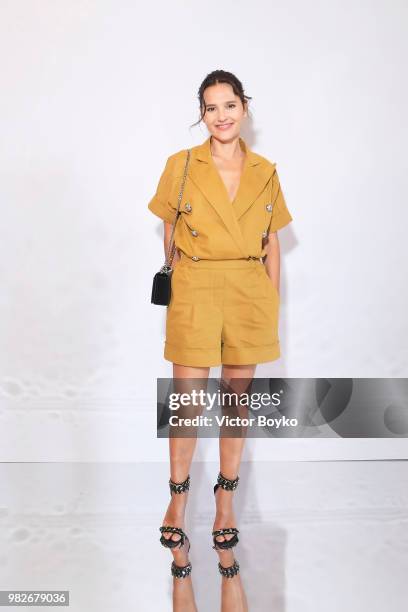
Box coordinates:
[216,548,249,612]
[162,363,210,612]
[214,363,255,612]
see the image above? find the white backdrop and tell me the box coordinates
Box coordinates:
[1,0,407,461]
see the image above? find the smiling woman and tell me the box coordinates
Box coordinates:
[148,69,293,609]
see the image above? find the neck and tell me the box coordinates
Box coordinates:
[210,135,245,161]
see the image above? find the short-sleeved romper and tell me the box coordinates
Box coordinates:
[148,135,293,367]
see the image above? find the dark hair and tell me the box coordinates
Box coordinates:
[190,69,252,128]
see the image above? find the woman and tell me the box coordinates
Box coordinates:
[148,70,293,611]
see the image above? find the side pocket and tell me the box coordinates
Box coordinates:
[259,266,280,302]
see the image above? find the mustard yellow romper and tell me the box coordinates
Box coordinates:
[148,136,293,367]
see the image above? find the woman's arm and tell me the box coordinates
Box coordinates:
[164,221,181,266]
[263,231,280,295]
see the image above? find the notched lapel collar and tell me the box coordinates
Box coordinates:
[233,158,276,220]
[187,136,276,257]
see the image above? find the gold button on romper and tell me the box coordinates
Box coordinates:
[148,136,293,367]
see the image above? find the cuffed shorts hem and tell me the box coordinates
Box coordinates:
[222,341,280,365]
[164,340,281,368]
[164,342,221,367]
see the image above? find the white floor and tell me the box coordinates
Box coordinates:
[1,460,407,611]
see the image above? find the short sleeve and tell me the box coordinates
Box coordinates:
[147,156,177,224]
[268,168,293,232]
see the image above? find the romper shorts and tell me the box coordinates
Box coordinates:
[164,253,281,367]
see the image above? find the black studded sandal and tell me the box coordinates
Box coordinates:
[212,472,240,551]
[170,535,192,579]
[159,474,190,550]
[218,558,240,578]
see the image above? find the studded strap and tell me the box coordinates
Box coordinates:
[217,472,239,491]
[218,559,240,578]
[212,527,239,537]
[212,527,239,550]
[169,474,190,495]
[159,525,186,549]
[171,560,192,578]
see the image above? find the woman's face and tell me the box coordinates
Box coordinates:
[201,83,247,142]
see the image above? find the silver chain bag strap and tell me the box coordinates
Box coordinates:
[151,149,191,305]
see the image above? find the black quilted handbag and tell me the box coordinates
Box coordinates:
[151,149,191,305]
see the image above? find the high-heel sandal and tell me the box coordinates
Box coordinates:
[218,558,240,578]
[170,535,192,579]
[159,474,190,551]
[212,471,240,551]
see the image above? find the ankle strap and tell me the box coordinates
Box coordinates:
[171,560,192,578]
[169,474,190,494]
[217,472,239,491]
[218,559,240,578]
